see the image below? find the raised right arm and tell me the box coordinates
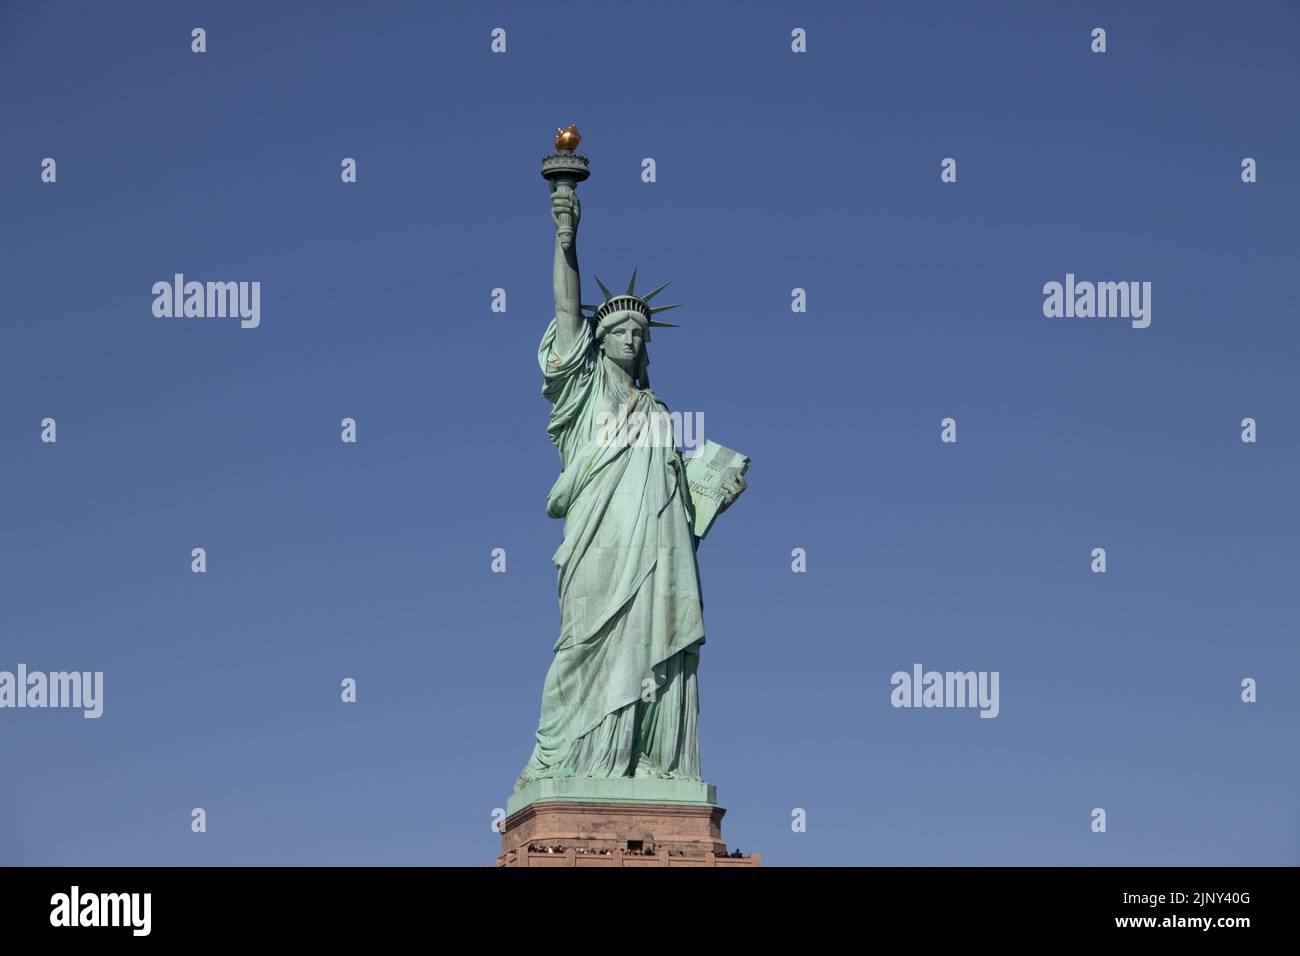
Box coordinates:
[551,183,584,355]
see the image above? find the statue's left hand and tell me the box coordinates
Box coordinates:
[717,473,747,514]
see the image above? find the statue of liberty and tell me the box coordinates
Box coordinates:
[514,128,747,792]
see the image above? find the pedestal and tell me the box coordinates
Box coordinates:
[496,779,760,867]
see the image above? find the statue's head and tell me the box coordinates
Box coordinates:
[583,270,683,387]
[596,310,647,373]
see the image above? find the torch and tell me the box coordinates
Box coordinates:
[541,125,589,251]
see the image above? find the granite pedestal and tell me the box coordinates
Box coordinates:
[496,779,759,867]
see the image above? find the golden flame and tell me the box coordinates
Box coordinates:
[554,125,582,151]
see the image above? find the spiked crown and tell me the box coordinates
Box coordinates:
[581,268,681,341]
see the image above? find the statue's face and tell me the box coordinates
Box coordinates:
[598,314,645,369]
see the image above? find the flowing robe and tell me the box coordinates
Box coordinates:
[515,317,705,787]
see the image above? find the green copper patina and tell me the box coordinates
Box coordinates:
[512,129,747,810]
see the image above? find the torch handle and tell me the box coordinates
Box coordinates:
[552,175,577,251]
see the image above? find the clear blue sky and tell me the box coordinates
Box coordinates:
[2,0,1297,865]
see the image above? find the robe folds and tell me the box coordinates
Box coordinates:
[515,317,705,787]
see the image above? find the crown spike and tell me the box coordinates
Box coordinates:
[641,280,672,302]
[587,271,684,331]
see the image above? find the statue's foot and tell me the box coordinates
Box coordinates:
[513,762,550,791]
[632,755,668,779]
